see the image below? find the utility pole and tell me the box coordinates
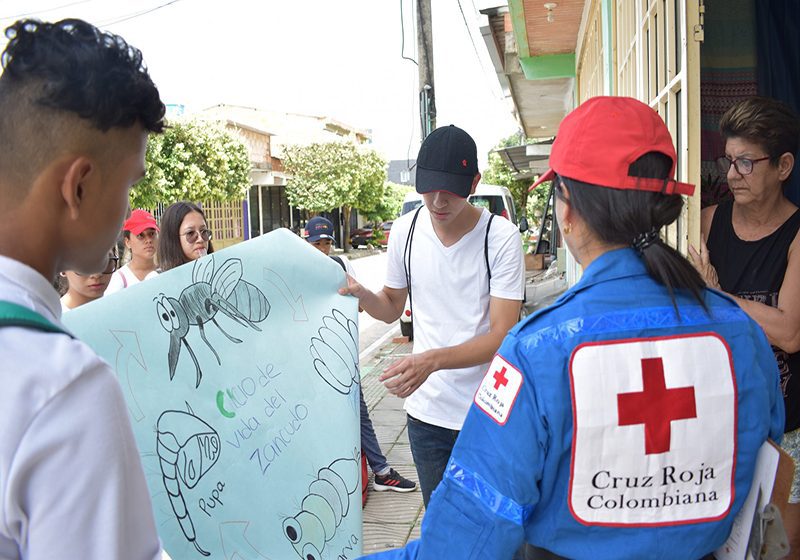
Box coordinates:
[416,0,436,138]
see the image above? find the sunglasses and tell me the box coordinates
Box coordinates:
[181,229,213,243]
[75,256,119,276]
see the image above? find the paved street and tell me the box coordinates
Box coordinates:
[347,251,401,356]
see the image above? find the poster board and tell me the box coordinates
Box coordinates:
[715,440,794,560]
[64,229,362,560]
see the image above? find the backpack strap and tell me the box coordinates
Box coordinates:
[402,207,424,321]
[330,255,347,272]
[120,269,128,288]
[0,300,71,336]
[485,214,496,290]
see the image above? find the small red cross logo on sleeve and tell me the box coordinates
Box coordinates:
[617,357,697,455]
[493,366,509,390]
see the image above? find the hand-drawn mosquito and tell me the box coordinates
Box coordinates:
[155,256,270,388]
[156,403,221,557]
[283,450,360,560]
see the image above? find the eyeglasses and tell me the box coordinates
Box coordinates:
[715,155,771,176]
[75,256,119,276]
[182,229,212,243]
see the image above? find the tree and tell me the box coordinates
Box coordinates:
[482,134,549,224]
[362,182,412,223]
[283,141,387,252]
[132,120,251,208]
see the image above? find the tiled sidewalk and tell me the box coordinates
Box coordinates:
[360,338,424,555]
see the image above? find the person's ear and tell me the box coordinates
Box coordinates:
[778,152,795,182]
[470,173,481,195]
[60,157,94,220]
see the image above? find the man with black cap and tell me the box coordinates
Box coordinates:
[341,125,525,506]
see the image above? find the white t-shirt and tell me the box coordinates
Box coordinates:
[385,207,524,430]
[105,263,158,295]
[0,255,161,560]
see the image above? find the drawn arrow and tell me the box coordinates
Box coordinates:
[219,520,273,560]
[111,330,147,422]
[264,268,308,321]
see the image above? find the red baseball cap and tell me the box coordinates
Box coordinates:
[529,96,694,196]
[123,209,159,235]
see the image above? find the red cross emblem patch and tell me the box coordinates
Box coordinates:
[568,333,737,526]
[475,355,523,425]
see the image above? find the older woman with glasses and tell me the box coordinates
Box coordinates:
[690,95,800,549]
[158,201,215,272]
[60,248,119,311]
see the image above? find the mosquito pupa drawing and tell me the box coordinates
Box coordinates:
[309,309,359,395]
[283,452,361,560]
[156,256,270,387]
[156,403,221,557]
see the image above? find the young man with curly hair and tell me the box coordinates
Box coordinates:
[0,19,165,558]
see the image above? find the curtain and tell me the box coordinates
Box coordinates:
[756,0,800,205]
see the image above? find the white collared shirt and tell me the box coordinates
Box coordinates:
[0,255,161,560]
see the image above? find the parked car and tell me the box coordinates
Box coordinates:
[469,184,528,231]
[349,221,392,248]
[401,191,423,215]
[401,185,527,231]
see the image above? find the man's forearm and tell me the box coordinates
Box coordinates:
[426,329,508,372]
[427,297,522,371]
[359,288,404,324]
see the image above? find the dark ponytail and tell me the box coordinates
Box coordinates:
[555,152,706,309]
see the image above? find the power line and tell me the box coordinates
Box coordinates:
[0,0,94,22]
[99,0,184,27]
[400,0,418,164]
[456,0,507,103]
[399,0,417,66]
[456,0,486,72]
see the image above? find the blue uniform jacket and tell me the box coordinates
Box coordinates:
[361,248,784,560]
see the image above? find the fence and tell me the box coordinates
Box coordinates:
[147,200,245,251]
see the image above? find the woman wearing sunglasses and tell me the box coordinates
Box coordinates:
[158,201,215,272]
[690,95,800,550]
[60,248,119,311]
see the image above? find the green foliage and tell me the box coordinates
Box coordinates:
[362,182,411,223]
[133,120,251,208]
[283,141,387,213]
[482,134,550,227]
[367,226,386,248]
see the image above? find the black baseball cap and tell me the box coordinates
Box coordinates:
[415,125,479,198]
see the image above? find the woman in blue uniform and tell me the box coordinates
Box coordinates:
[359,96,784,560]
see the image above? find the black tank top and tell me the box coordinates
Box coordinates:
[707,199,800,432]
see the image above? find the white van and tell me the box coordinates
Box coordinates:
[401,191,423,216]
[469,184,520,225]
[401,184,524,226]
